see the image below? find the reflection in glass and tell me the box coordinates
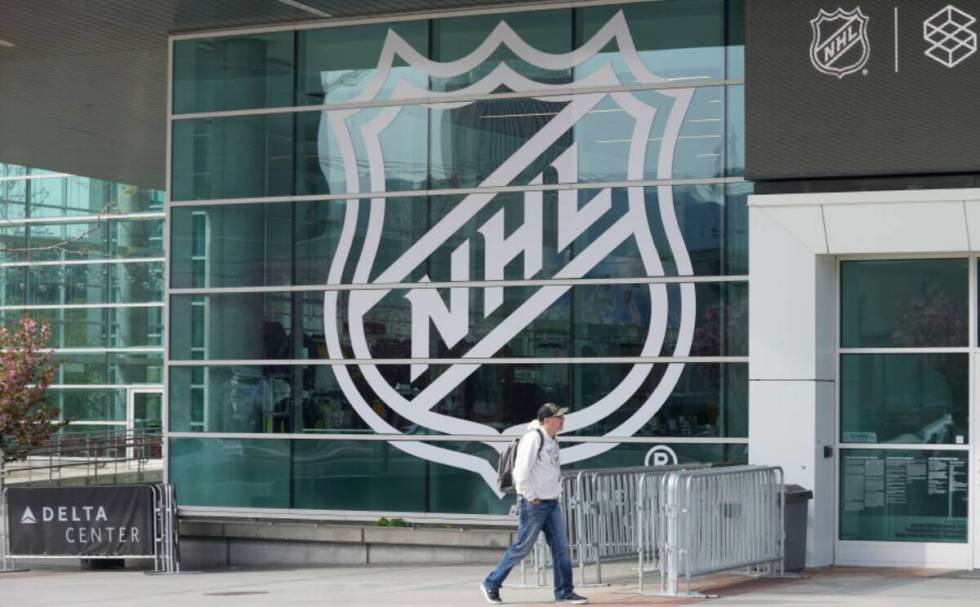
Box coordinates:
[173,32,294,114]
[841,354,968,445]
[171,114,294,201]
[298,89,727,196]
[575,0,725,83]
[171,437,744,513]
[841,259,968,348]
[53,389,127,422]
[171,281,744,361]
[169,361,745,437]
[170,204,293,288]
[51,353,162,386]
[297,21,429,106]
[431,10,572,92]
[293,440,427,511]
[203,187,746,292]
[170,438,290,507]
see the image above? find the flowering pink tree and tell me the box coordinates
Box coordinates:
[0,315,65,465]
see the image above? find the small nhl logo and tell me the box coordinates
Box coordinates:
[810,7,871,78]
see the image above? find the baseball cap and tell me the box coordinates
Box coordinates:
[537,403,568,421]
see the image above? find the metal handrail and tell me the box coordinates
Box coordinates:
[2,430,163,488]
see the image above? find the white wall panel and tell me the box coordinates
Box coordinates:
[824,201,969,254]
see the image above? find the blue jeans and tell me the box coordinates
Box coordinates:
[484,497,574,599]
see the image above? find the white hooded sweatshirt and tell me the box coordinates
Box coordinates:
[513,420,561,501]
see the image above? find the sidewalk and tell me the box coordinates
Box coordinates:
[1,561,978,606]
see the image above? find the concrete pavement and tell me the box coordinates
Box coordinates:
[1,561,979,606]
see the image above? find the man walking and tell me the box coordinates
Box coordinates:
[480,403,588,605]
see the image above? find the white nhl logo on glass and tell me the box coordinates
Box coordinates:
[320,11,696,495]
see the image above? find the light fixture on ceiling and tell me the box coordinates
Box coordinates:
[0,39,15,48]
[277,0,332,18]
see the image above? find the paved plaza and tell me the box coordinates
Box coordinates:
[2,561,979,606]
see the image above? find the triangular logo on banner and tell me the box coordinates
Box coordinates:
[20,506,37,524]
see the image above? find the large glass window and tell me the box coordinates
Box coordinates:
[170,361,745,437]
[172,436,744,513]
[171,114,294,201]
[173,32,295,114]
[296,21,429,106]
[170,281,744,361]
[171,186,747,289]
[168,1,749,516]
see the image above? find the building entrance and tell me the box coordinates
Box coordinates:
[837,257,971,567]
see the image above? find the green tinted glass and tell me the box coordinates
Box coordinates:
[839,449,967,542]
[576,0,725,83]
[169,282,743,361]
[296,21,428,105]
[169,362,745,437]
[726,0,745,80]
[431,9,572,91]
[840,354,968,445]
[171,114,294,201]
[173,437,743,513]
[841,259,968,348]
[54,389,127,422]
[293,440,426,511]
[726,86,744,176]
[170,438,290,507]
[173,33,294,114]
[170,203,293,288]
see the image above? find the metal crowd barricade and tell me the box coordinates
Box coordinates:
[149,483,181,574]
[0,493,10,572]
[523,463,709,586]
[642,465,785,597]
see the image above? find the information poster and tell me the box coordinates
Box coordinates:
[840,450,967,543]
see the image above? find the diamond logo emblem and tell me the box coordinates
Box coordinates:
[924,5,977,68]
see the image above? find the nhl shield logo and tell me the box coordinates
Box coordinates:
[318,11,696,495]
[810,7,870,78]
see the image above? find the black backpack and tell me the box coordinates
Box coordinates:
[497,429,544,494]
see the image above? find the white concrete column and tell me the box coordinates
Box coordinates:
[748,202,836,567]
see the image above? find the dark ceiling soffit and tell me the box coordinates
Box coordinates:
[166,0,561,38]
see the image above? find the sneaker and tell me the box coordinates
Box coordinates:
[480,583,503,604]
[556,591,588,604]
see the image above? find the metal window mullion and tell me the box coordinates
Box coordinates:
[0,303,164,311]
[839,443,970,452]
[0,212,164,226]
[171,78,745,122]
[168,176,747,206]
[168,274,750,296]
[166,432,749,444]
[839,347,971,354]
[167,356,748,366]
[1,257,165,269]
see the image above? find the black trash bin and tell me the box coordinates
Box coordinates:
[783,484,813,572]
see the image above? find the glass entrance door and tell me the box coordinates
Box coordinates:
[837,258,971,568]
[128,389,163,433]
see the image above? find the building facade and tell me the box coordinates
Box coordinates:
[4,0,977,572]
[0,163,165,436]
[166,0,749,518]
